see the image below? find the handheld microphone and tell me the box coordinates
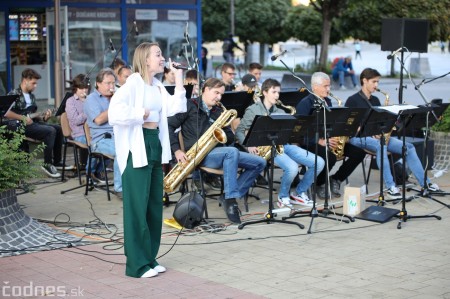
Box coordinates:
[271,50,288,61]
[165,62,191,71]
[184,22,189,40]
[134,21,139,36]
[109,39,116,53]
[387,47,405,59]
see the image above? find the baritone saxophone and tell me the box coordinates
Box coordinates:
[163,102,237,193]
[328,92,348,160]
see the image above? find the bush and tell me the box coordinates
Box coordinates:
[0,124,44,192]
[432,106,450,132]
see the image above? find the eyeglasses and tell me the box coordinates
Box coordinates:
[225,72,236,76]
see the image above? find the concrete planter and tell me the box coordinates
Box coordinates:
[430,131,450,169]
[0,189,83,257]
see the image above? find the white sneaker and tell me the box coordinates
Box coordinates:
[41,165,61,178]
[387,186,401,199]
[277,196,293,208]
[141,268,158,278]
[153,265,166,273]
[290,192,314,207]
[427,183,440,192]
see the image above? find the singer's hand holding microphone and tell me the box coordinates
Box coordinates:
[165,58,192,71]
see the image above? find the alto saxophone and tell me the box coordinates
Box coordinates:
[163,102,238,193]
[328,92,348,160]
[256,100,296,160]
[376,88,393,145]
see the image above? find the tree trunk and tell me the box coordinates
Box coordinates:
[314,44,318,65]
[390,59,395,77]
[319,13,332,71]
[259,43,265,65]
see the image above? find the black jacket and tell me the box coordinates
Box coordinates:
[167,98,235,153]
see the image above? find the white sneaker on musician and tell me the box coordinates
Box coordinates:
[277,196,293,208]
[427,183,440,192]
[290,192,314,207]
[387,186,401,199]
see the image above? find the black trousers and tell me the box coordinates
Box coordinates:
[306,142,366,186]
[25,122,63,165]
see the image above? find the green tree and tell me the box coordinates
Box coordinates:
[284,5,342,66]
[202,0,291,64]
[340,0,450,43]
[309,0,349,71]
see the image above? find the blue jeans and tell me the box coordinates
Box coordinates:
[349,136,428,188]
[91,138,122,192]
[201,146,266,199]
[333,71,357,87]
[274,144,325,198]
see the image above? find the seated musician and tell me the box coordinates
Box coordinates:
[296,72,366,200]
[345,68,440,196]
[84,68,122,198]
[219,63,237,91]
[167,78,266,224]
[235,78,324,208]
[6,68,64,178]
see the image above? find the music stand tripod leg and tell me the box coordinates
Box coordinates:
[239,143,304,230]
[395,108,442,229]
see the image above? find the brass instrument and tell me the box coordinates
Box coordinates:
[163,102,238,193]
[328,92,349,160]
[256,99,296,160]
[251,85,262,102]
[376,88,393,145]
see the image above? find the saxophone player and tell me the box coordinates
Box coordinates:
[296,72,366,200]
[167,78,266,224]
[345,68,440,196]
[236,79,324,208]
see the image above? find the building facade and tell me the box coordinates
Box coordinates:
[0,0,202,102]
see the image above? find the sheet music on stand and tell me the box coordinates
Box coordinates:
[376,104,418,115]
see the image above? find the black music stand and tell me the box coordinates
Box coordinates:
[164,84,194,99]
[279,88,310,110]
[285,107,364,229]
[0,95,18,123]
[393,106,442,229]
[54,92,74,117]
[404,103,450,205]
[238,115,304,230]
[220,91,254,118]
[356,107,400,206]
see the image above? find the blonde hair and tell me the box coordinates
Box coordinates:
[132,42,160,83]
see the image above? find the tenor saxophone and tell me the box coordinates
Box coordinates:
[256,100,296,160]
[163,102,238,193]
[328,92,348,160]
[376,88,393,145]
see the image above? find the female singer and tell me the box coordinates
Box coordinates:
[108,42,186,278]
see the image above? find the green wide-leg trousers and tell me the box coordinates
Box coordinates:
[123,129,163,278]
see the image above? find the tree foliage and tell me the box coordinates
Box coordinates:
[308,0,349,70]
[202,0,291,45]
[0,125,43,192]
[284,5,342,46]
[340,0,450,43]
